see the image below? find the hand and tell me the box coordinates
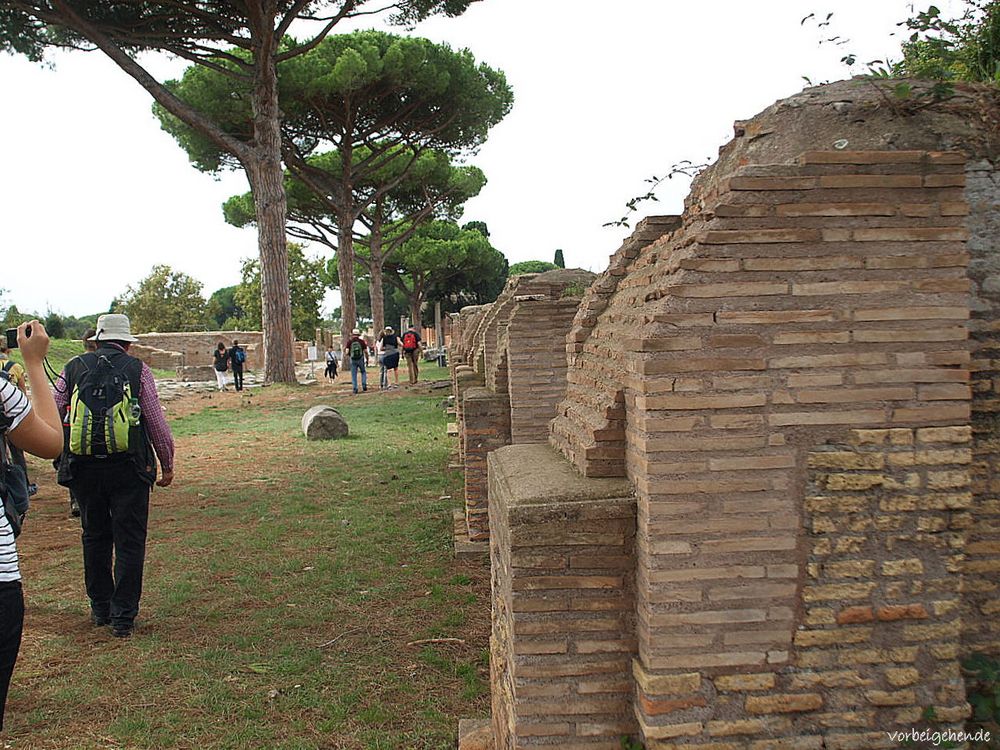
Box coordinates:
[18,320,49,366]
[157,469,174,487]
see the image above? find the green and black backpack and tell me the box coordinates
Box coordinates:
[58,348,155,484]
[349,339,365,362]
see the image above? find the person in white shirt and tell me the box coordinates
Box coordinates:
[0,321,62,732]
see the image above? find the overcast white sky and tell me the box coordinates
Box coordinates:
[0,0,949,318]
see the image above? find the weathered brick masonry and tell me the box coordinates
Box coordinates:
[449,271,595,543]
[482,80,1000,749]
[965,157,1000,659]
[489,445,637,746]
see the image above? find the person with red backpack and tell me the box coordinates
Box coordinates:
[401,324,422,385]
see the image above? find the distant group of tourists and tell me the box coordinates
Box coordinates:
[212,339,246,391]
[327,324,424,394]
[1,314,176,730]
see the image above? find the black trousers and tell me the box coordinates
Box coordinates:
[0,580,24,731]
[232,365,244,391]
[9,443,28,484]
[72,464,150,626]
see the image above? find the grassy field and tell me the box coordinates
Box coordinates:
[6,371,487,749]
[5,338,177,381]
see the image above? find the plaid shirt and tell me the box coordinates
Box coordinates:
[54,345,174,472]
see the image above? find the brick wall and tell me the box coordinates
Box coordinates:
[622,151,975,745]
[464,386,510,541]
[485,149,999,748]
[489,444,636,749]
[451,273,595,545]
[129,344,183,370]
[479,77,1000,749]
[551,216,681,478]
[965,157,1000,659]
[506,296,583,443]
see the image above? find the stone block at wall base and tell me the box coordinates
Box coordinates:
[458,718,493,750]
[177,365,218,382]
[453,508,489,560]
[489,443,636,749]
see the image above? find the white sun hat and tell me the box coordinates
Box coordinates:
[90,313,139,343]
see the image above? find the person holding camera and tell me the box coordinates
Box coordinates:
[0,339,37,499]
[0,321,64,731]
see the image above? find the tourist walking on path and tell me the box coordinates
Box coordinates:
[401,324,423,385]
[376,331,388,390]
[345,329,369,394]
[0,340,35,498]
[54,314,175,639]
[212,342,229,391]
[379,327,401,390]
[228,340,245,392]
[1,321,71,730]
[324,348,338,380]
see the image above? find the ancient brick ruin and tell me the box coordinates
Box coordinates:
[448,269,596,546]
[455,80,1000,749]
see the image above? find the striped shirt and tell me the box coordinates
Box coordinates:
[0,379,30,582]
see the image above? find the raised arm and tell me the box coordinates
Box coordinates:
[8,321,62,459]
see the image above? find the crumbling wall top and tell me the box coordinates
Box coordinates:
[691,78,1000,208]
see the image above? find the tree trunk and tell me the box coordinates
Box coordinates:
[370,260,386,335]
[337,212,357,347]
[248,52,296,384]
[410,280,424,331]
[369,215,385,334]
[337,141,357,347]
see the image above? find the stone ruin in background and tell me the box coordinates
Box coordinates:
[131,332,313,380]
[131,331,265,381]
[451,79,1000,749]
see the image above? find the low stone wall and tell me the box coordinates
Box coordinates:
[129,344,183,370]
[489,444,636,749]
[134,331,264,370]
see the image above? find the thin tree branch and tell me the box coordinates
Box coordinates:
[45,0,253,164]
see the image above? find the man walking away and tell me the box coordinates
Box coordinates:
[54,314,175,638]
[228,340,246,392]
[401,324,423,386]
[345,329,369,394]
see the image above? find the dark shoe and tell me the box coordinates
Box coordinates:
[112,622,134,638]
[70,499,81,518]
[91,611,111,627]
[27,483,38,497]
